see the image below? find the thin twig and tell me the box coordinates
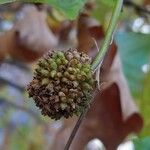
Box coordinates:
[64,111,87,150]
[91,0,123,71]
[64,92,90,150]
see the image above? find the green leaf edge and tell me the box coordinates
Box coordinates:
[0,0,87,20]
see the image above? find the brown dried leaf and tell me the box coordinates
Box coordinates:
[57,20,76,50]
[51,43,143,150]
[77,13,104,53]
[69,51,143,150]
[143,0,150,5]
[14,4,57,52]
[0,4,58,63]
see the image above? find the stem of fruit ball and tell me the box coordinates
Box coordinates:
[91,0,123,71]
[64,0,123,150]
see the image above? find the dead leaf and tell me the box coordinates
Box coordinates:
[51,43,143,150]
[57,20,76,50]
[0,4,58,63]
[14,4,57,52]
[68,50,143,150]
[77,13,104,53]
[143,0,150,5]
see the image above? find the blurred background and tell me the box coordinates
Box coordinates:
[0,0,150,150]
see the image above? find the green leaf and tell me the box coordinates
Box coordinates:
[115,32,150,96]
[0,0,87,19]
[0,0,15,4]
[133,137,150,150]
[138,73,150,137]
[92,0,113,26]
[100,0,117,7]
[48,0,87,19]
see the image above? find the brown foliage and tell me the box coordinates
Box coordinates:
[0,5,57,63]
[143,0,150,5]
[77,13,104,53]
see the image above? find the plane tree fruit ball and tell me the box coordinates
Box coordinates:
[27,48,96,120]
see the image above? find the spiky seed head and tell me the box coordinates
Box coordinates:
[27,48,96,120]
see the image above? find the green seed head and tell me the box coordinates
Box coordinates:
[57,72,62,78]
[68,67,76,74]
[41,69,49,77]
[50,70,57,78]
[42,78,50,85]
[27,48,95,120]
[57,51,65,58]
[50,62,57,70]
[70,59,78,67]
[64,71,70,78]
[69,75,76,81]
[56,58,62,65]
[61,77,68,83]
[82,82,92,90]
[62,59,68,65]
